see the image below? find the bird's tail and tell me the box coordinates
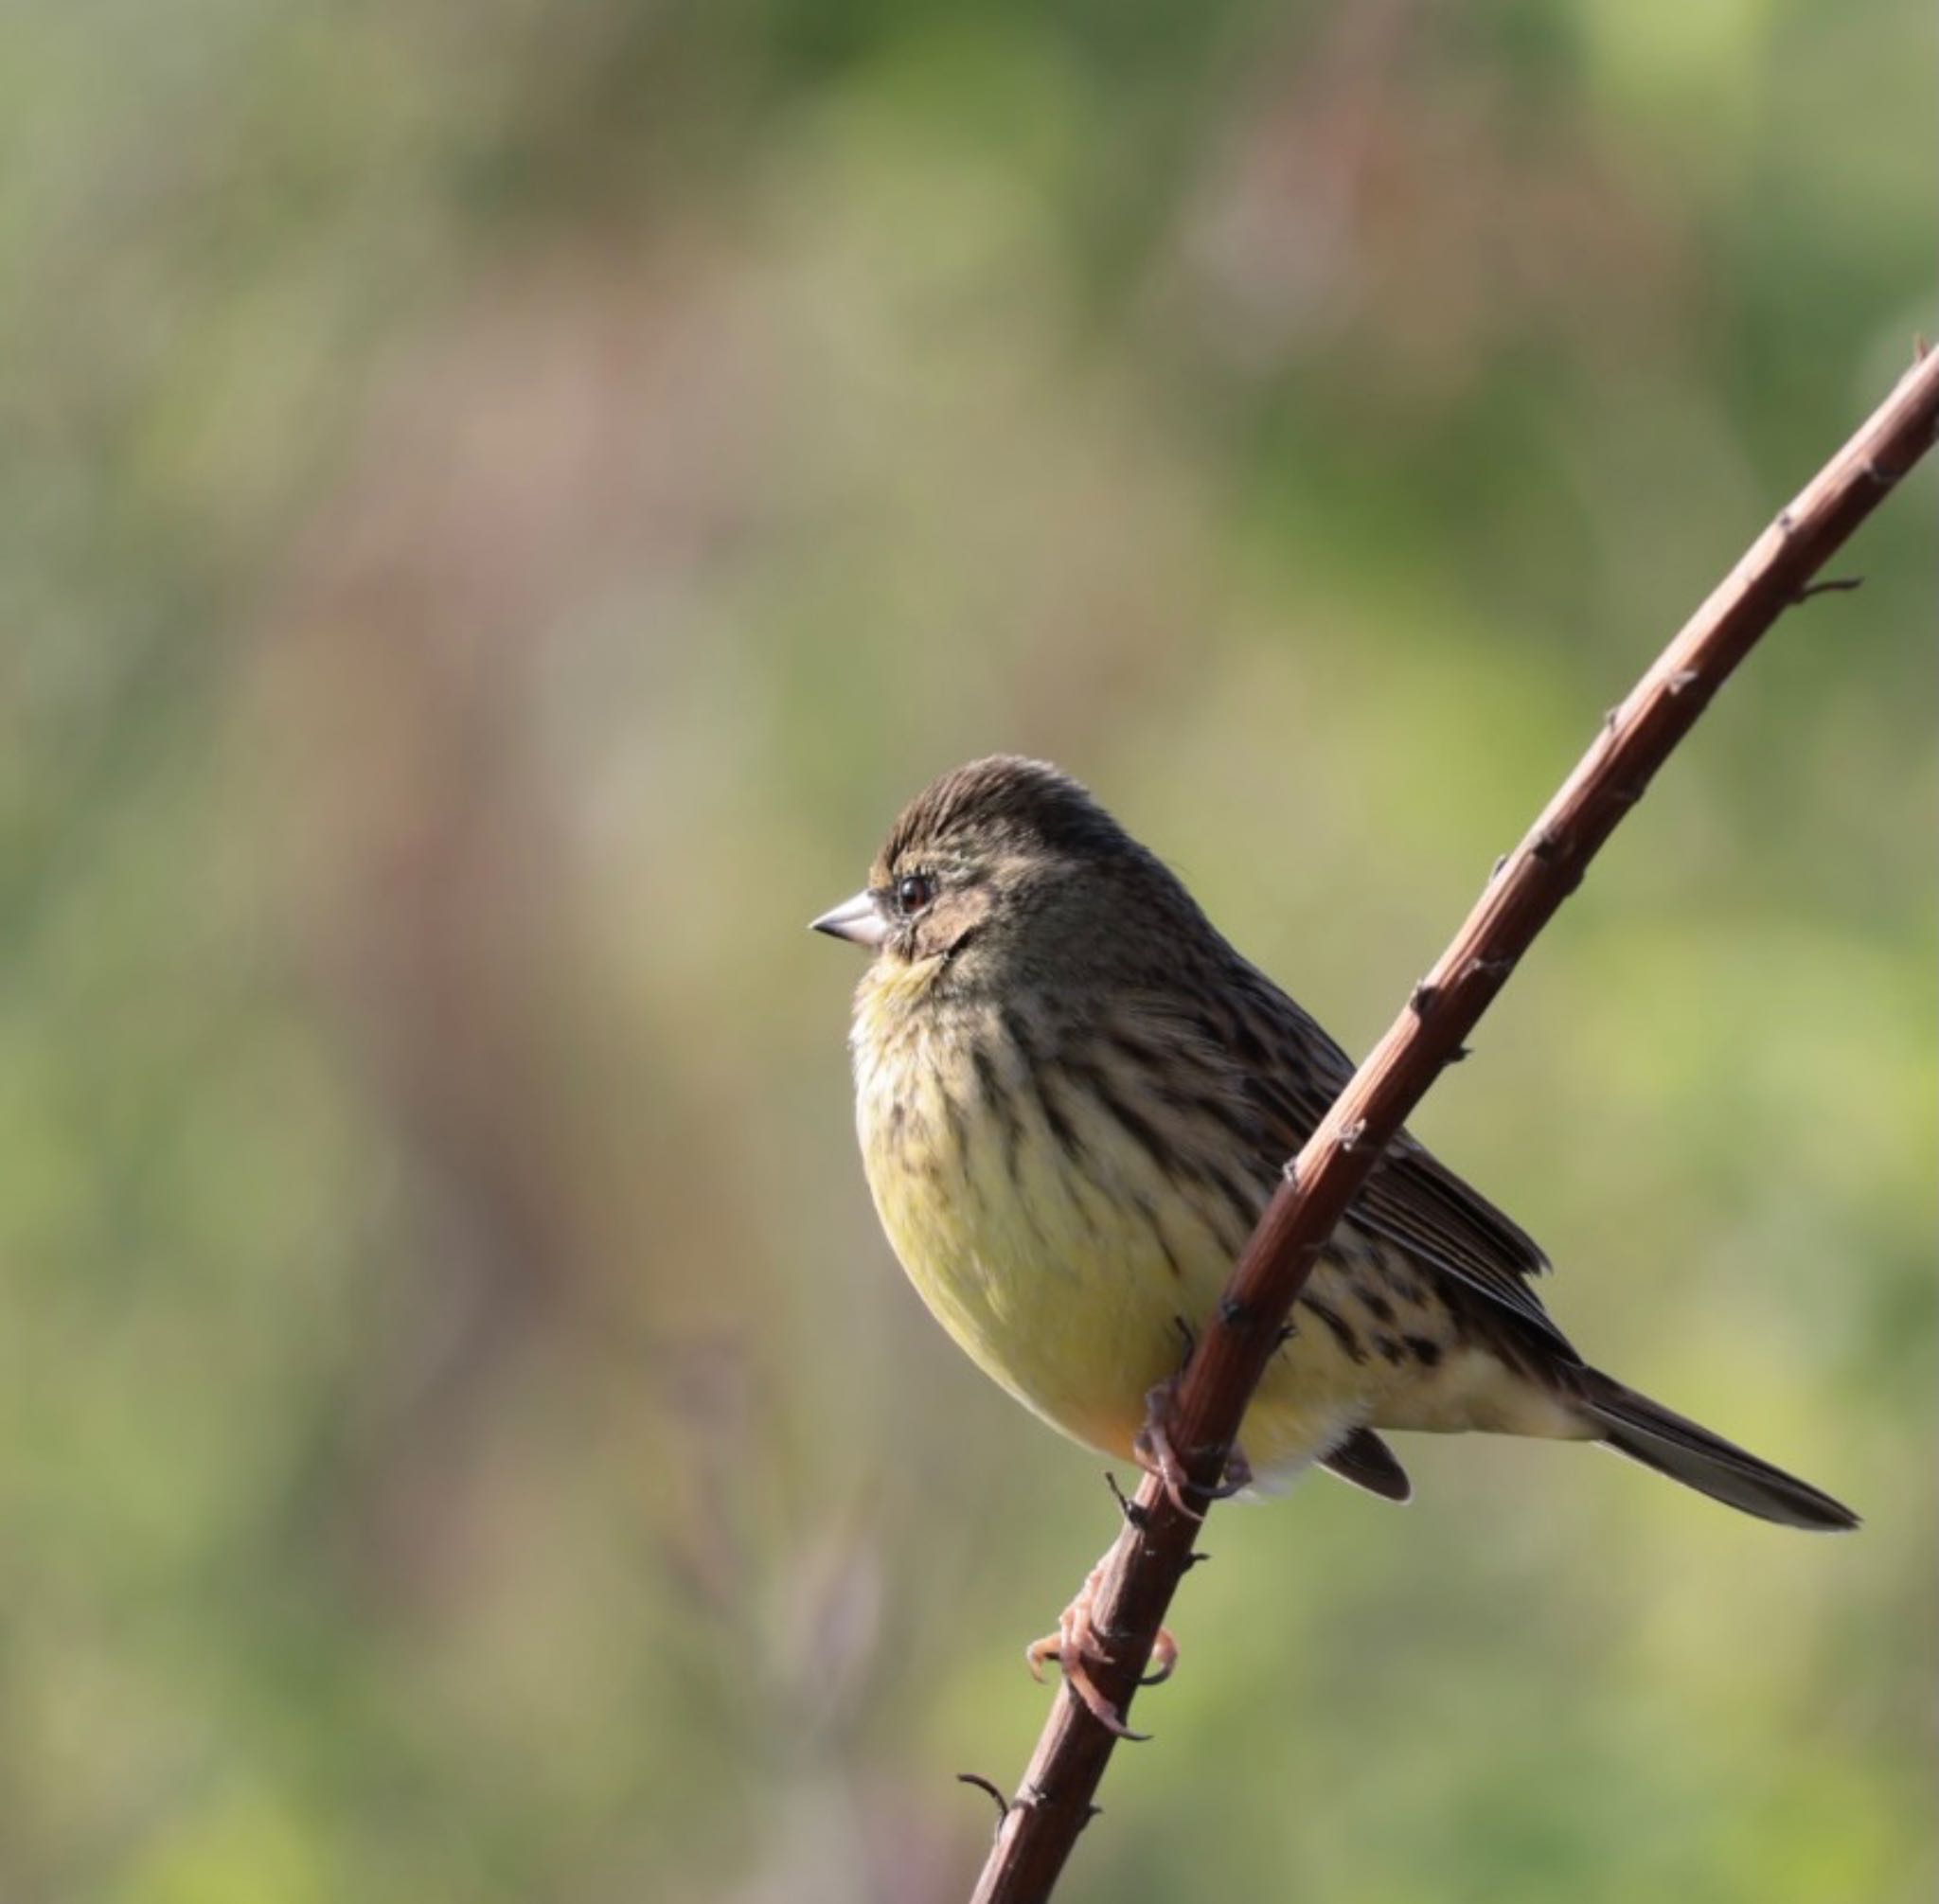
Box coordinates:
[1573,1366,1858,1532]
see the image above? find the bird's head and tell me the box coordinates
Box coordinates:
[810,756,1150,992]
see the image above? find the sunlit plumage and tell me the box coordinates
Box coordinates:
[817,756,1856,1531]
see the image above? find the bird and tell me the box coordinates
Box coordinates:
[812,756,1855,1724]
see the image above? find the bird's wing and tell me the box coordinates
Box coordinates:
[1213,964,1575,1353]
[1353,1137,1572,1348]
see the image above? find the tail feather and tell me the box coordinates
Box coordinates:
[1574,1368,1858,1533]
[1320,1427,1413,1503]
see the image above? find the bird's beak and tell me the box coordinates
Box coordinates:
[809,889,891,948]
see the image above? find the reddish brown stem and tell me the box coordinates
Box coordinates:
[970,348,1939,1904]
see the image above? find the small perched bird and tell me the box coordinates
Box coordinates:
[813,757,1854,1708]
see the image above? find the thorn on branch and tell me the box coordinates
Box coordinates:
[1602,705,1621,733]
[1794,576,1863,603]
[1337,1117,1368,1152]
[1448,1042,1473,1063]
[1219,1294,1257,1331]
[1667,667,1700,695]
[1861,457,1897,488]
[1183,1550,1212,1570]
[1105,1470,1148,1529]
[1281,1157,1301,1189]
[1461,954,1514,984]
[1490,853,1509,881]
[1410,981,1439,1016]
[1530,831,1562,863]
[958,1773,1010,1824]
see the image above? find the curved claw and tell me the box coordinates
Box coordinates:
[1023,1557,1165,1741]
[1065,1652,1149,1741]
[1134,1408,1204,1521]
[1140,1626,1180,1687]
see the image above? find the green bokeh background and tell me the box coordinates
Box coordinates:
[3,3,1932,1899]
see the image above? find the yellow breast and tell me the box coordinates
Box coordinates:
[848,962,1389,1472]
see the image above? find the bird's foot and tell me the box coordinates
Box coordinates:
[1025,1557,1177,1739]
[1133,1378,1253,1521]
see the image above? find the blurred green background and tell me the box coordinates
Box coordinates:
[2,1,1932,1899]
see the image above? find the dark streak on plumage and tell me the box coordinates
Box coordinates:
[1108,1030,1165,1073]
[1064,1170,1106,1242]
[935,1079,978,1205]
[1071,1058,1183,1183]
[998,1005,1080,1170]
[1298,1294,1367,1364]
[973,1039,1023,1181]
[1177,1084,1261,1152]
[1032,1070,1084,1167]
[938,1077,967,1150]
[1405,1335,1443,1367]
[1203,1161,1266,1239]
[1226,1013,1269,1069]
[999,1002,1039,1069]
[1137,1198,1185,1281]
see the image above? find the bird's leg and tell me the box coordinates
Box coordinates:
[1023,1326,1241,1735]
[1025,1554,1178,1739]
[1134,1370,1253,1521]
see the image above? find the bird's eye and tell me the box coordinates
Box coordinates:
[895,872,935,915]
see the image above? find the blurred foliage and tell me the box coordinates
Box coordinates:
[0,0,1932,1899]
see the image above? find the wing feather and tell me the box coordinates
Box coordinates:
[1216,961,1575,1352]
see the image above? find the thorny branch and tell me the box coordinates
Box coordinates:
[969,347,1939,1904]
